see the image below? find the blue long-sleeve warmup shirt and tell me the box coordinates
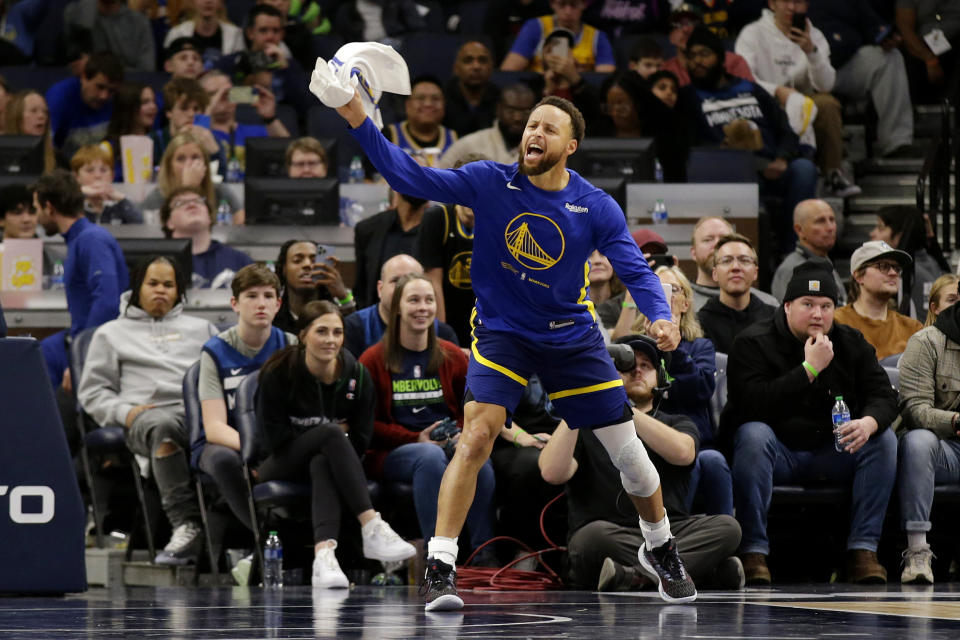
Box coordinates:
[350,118,671,343]
[63,217,129,336]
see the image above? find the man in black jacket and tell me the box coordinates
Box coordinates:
[721,261,897,585]
[698,233,775,354]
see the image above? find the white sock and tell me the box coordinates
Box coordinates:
[907,531,928,550]
[427,536,459,568]
[361,513,381,536]
[639,512,671,551]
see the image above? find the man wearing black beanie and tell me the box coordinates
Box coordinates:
[719,261,898,586]
[679,24,817,255]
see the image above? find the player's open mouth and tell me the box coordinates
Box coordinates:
[525,144,544,161]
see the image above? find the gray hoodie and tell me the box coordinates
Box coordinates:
[78,291,218,428]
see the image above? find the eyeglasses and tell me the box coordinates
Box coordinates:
[170,196,206,210]
[868,261,902,275]
[716,255,758,267]
[289,160,324,170]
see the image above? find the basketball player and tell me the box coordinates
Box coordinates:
[331,89,696,609]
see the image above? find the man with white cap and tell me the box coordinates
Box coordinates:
[834,240,923,361]
[722,260,898,585]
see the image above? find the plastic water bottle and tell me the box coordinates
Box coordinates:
[339,197,365,226]
[263,530,283,588]
[654,158,664,183]
[226,155,243,183]
[51,260,65,290]
[349,155,364,183]
[831,396,851,453]
[652,199,669,226]
[216,199,232,225]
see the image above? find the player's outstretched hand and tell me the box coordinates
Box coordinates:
[649,318,681,351]
[335,90,368,129]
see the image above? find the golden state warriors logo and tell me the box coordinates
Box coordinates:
[504,213,565,270]
[448,251,472,289]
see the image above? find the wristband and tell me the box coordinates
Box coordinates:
[337,290,354,306]
[802,360,819,378]
[622,300,637,310]
[513,427,527,447]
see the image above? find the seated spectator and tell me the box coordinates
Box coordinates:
[689,217,778,312]
[332,0,426,46]
[272,239,354,334]
[596,229,667,329]
[358,274,494,555]
[870,205,948,319]
[834,240,923,361]
[219,4,313,114]
[895,0,960,103]
[163,37,205,80]
[199,70,290,175]
[628,36,664,79]
[685,0,742,39]
[64,0,155,72]
[194,264,294,540]
[256,0,319,70]
[353,190,431,309]
[722,261,898,585]
[104,83,159,180]
[77,255,219,565]
[648,70,680,109]
[535,30,605,124]
[808,1,916,159]
[4,90,57,172]
[256,299,416,587]
[444,41,500,138]
[46,52,123,157]
[163,0,245,70]
[34,170,129,385]
[897,298,960,583]
[385,76,458,168]
[0,184,54,282]
[662,4,754,87]
[679,25,817,255]
[735,1,860,197]
[538,335,742,591]
[484,0,551,63]
[159,185,253,288]
[142,131,241,216]
[286,137,329,178]
[924,274,959,326]
[344,254,459,358]
[440,84,536,168]
[587,250,624,330]
[151,78,221,168]
[501,0,616,73]
[771,199,847,304]
[71,144,142,224]
[698,233,776,355]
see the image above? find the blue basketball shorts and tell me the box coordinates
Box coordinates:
[466,317,630,430]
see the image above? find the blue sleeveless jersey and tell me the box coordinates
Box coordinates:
[191,326,289,467]
[351,119,672,344]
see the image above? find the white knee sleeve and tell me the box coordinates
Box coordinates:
[594,420,660,498]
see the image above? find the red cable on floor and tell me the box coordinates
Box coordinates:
[455,493,567,591]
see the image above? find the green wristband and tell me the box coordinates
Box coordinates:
[337,290,354,306]
[802,360,819,378]
[622,300,637,310]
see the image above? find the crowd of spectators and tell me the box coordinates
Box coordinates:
[2,0,960,592]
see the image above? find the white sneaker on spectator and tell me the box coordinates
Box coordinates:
[312,542,349,589]
[901,545,934,584]
[825,169,862,197]
[362,513,416,563]
[155,521,203,565]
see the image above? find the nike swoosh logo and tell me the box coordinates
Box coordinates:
[412,406,426,413]
[506,181,521,190]
[230,368,243,375]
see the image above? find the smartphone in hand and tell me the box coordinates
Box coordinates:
[791,12,806,32]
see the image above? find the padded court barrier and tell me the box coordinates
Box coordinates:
[0,338,86,593]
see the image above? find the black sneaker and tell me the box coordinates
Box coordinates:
[638,538,697,603]
[420,558,464,611]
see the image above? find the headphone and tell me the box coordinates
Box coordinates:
[607,334,672,400]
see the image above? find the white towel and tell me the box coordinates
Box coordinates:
[785,92,818,149]
[309,42,411,128]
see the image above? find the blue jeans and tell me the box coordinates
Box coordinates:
[686,449,734,516]
[732,421,896,554]
[763,157,819,254]
[382,442,496,549]
[898,429,960,532]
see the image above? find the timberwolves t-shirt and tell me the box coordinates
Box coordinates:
[390,347,450,431]
[417,203,476,345]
